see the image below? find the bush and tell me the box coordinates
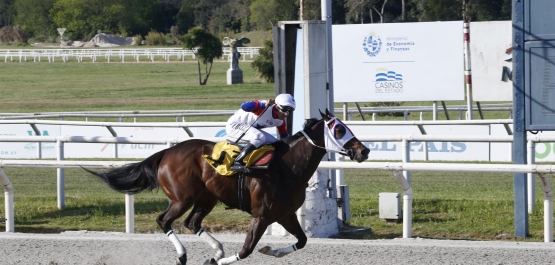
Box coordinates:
[145,30,166,46]
[133,34,143,46]
[251,40,274,83]
[170,25,179,44]
[0,26,28,43]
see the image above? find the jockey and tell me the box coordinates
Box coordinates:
[226,93,296,172]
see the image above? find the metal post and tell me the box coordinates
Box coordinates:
[125,193,134,233]
[527,140,536,213]
[537,173,553,242]
[393,171,413,239]
[433,101,438,120]
[463,23,474,120]
[512,0,529,239]
[402,139,411,184]
[56,140,65,209]
[0,169,14,232]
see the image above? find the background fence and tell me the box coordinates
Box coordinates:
[0,47,261,63]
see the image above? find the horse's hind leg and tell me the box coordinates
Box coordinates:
[156,200,193,265]
[182,194,225,263]
[259,213,306,258]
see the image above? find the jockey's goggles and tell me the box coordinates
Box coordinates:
[277,105,295,114]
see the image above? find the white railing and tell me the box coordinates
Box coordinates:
[0,105,512,122]
[0,118,514,136]
[0,47,261,63]
[0,158,553,242]
[318,161,554,242]
[340,103,513,121]
[0,110,236,122]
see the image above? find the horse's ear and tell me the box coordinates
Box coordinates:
[325,108,335,117]
[319,109,328,121]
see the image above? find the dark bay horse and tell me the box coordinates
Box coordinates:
[84,109,369,265]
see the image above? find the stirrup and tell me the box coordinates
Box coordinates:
[230,162,251,173]
[230,162,246,171]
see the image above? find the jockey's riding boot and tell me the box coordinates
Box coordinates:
[230,143,256,172]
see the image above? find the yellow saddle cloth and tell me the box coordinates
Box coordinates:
[202,142,275,176]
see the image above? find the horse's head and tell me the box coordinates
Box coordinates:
[318,109,370,163]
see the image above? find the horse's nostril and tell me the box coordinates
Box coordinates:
[362,148,370,157]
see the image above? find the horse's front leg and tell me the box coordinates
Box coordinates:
[216,217,269,265]
[258,213,306,258]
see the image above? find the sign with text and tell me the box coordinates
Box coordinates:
[348,125,491,161]
[332,21,464,102]
[469,21,513,101]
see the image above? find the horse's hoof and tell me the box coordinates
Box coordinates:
[175,253,187,265]
[258,246,272,255]
[203,258,217,265]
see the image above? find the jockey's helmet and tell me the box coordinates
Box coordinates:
[275,94,296,114]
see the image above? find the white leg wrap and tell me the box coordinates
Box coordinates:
[259,244,297,258]
[197,228,225,260]
[217,253,240,265]
[166,230,186,256]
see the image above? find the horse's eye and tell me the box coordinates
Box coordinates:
[334,125,346,139]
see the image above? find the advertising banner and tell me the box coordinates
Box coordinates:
[0,124,60,158]
[469,21,513,101]
[0,124,277,159]
[332,21,464,102]
[2,123,555,162]
[348,124,492,161]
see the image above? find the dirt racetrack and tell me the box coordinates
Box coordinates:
[1,231,555,265]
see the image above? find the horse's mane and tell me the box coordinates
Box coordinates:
[281,118,321,145]
[303,118,321,131]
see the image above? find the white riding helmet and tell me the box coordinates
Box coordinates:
[275,94,296,113]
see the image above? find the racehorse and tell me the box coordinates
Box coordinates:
[84,109,369,265]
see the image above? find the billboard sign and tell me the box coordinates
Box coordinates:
[469,21,513,101]
[332,21,464,102]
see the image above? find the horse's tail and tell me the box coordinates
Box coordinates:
[83,149,167,194]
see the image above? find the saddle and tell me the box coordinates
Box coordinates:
[202,141,275,176]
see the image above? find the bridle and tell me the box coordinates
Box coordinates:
[299,119,353,157]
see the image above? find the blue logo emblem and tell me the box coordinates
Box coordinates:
[215,129,227,137]
[374,68,404,94]
[363,33,382,57]
[375,69,403,82]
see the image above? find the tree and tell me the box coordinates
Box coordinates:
[49,0,165,40]
[412,0,462,22]
[176,0,195,34]
[122,0,159,36]
[251,39,274,83]
[148,0,181,33]
[0,0,15,27]
[250,0,296,30]
[345,0,374,24]
[401,0,406,21]
[302,0,321,20]
[182,27,223,85]
[371,0,389,23]
[14,0,55,41]
[465,0,511,22]
[232,0,253,32]
[178,0,247,34]
[50,0,127,40]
